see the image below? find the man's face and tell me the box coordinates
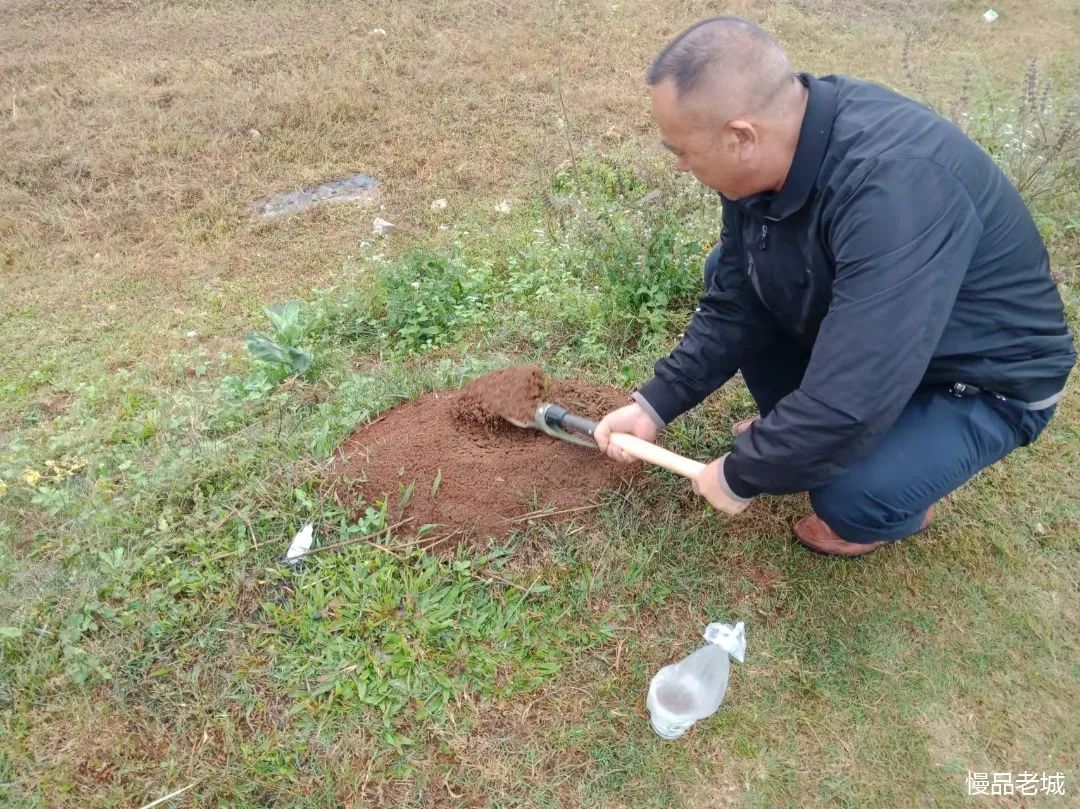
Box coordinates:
[650,79,761,199]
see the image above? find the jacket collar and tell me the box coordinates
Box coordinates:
[766,73,837,220]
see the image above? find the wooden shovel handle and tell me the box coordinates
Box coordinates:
[608,433,706,480]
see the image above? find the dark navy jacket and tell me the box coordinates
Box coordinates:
[637,74,1075,498]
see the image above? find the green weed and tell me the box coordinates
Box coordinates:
[246,301,315,379]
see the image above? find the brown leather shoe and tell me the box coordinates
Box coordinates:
[793,506,936,557]
[731,416,760,437]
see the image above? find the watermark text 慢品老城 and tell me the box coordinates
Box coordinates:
[966,772,1066,797]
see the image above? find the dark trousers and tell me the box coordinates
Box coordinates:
[740,332,1056,543]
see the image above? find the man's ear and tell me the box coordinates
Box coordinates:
[729,120,757,151]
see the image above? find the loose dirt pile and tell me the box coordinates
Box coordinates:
[332,368,635,544]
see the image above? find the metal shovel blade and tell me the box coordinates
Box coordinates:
[509,403,597,448]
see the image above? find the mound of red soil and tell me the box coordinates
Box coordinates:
[332,371,635,543]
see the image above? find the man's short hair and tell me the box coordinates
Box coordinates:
[647,16,786,102]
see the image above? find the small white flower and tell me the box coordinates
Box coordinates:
[411,281,420,290]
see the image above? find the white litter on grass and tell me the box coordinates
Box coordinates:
[495,199,513,214]
[431,198,448,211]
[185,330,198,339]
[284,523,314,566]
[372,217,395,235]
[983,9,998,22]
[646,621,746,740]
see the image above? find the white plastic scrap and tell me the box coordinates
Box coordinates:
[983,9,998,22]
[430,198,448,211]
[703,621,747,662]
[495,199,513,214]
[372,217,395,235]
[284,523,314,566]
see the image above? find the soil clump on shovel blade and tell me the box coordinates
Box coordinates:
[454,364,546,428]
[332,370,635,547]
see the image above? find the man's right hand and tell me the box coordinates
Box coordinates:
[594,403,660,463]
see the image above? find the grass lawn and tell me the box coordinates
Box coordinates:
[1,1,1077,806]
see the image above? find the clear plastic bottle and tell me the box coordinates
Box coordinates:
[646,621,746,740]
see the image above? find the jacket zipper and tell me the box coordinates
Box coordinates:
[758,224,769,251]
[746,254,765,301]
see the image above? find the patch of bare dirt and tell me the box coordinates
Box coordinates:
[333,370,636,544]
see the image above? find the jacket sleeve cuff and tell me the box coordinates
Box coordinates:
[634,377,691,425]
[722,453,762,499]
[630,391,667,429]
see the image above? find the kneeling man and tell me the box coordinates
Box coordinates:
[595,18,1075,556]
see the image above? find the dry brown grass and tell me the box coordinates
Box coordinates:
[3,0,1076,359]
[18,696,171,804]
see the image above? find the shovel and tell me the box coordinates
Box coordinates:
[509,403,706,480]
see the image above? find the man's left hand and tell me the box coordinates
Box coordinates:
[692,455,753,515]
